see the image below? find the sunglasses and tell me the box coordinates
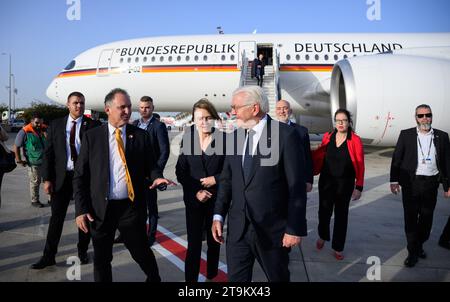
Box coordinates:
[416,113,432,118]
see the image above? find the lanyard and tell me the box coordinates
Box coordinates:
[417,135,433,162]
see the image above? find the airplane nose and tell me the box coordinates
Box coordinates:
[46,78,60,103]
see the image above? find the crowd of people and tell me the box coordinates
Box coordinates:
[0,84,449,282]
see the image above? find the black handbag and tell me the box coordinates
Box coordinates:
[0,143,16,173]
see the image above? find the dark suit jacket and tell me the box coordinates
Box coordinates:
[42,115,101,192]
[175,126,226,208]
[214,116,307,248]
[133,116,170,171]
[73,124,163,228]
[290,122,313,184]
[390,127,450,190]
[251,58,265,77]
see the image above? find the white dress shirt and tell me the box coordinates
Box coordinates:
[65,116,82,171]
[137,116,153,130]
[108,123,129,200]
[415,128,439,176]
[241,114,268,164]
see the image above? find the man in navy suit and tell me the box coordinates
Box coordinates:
[212,86,307,282]
[275,99,313,192]
[115,96,169,246]
[31,92,101,269]
[74,88,173,282]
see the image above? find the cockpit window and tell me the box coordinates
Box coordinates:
[64,60,76,70]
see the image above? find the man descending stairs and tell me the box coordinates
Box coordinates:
[244,61,278,117]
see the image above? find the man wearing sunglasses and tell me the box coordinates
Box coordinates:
[390,104,450,267]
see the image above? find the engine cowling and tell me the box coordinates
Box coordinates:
[330,54,450,146]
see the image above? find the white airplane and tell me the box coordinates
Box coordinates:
[46,33,450,146]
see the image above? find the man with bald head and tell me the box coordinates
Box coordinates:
[275,99,313,192]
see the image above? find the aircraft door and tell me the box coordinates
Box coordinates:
[97,49,114,76]
[238,41,256,66]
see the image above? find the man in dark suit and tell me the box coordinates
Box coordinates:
[251,54,265,87]
[275,99,313,192]
[131,96,169,246]
[73,88,173,282]
[114,95,169,245]
[31,92,101,269]
[390,104,450,267]
[212,86,307,282]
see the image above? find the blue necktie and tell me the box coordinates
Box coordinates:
[243,130,255,183]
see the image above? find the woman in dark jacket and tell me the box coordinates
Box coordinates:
[176,98,225,282]
[312,109,365,260]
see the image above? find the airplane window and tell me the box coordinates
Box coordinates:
[230,55,235,60]
[64,60,76,70]
[315,54,319,60]
[127,57,131,63]
[324,55,329,61]
[221,55,226,61]
[203,55,208,61]
[177,56,181,62]
[135,57,139,63]
[151,56,155,62]
[168,56,173,62]
[194,55,199,61]
[305,54,310,61]
[295,54,300,61]
[120,58,124,64]
[186,55,190,61]
[334,54,338,60]
[353,54,357,57]
[343,54,348,59]
[143,57,147,62]
[286,54,291,61]
[160,56,164,62]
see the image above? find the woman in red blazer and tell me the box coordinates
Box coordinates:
[312,109,365,260]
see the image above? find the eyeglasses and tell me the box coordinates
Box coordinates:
[334,119,348,124]
[416,113,432,118]
[231,103,255,111]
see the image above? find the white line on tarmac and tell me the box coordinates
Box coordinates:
[157,225,228,274]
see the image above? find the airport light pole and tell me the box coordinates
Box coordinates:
[11,73,16,112]
[1,52,12,124]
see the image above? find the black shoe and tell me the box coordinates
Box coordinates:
[438,239,450,250]
[113,234,123,244]
[31,257,56,269]
[419,249,427,259]
[31,202,44,208]
[404,255,418,267]
[78,252,89,265]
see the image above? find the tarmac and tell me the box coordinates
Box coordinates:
[0,129,449,282]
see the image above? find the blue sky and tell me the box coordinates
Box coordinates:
[0,0,449,109]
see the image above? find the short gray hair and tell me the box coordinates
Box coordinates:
[232,86,269,113]
[415,104,432,114]
[104,88,130,107]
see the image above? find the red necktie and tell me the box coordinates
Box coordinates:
[69,121,78,163]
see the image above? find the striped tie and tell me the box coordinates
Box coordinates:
[115,128,135,201]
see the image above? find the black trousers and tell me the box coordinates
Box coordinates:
[401,176,439,256]
[440,216,450,242]
[43,172,90,259]
[184,200,220,282]
[318,175,354,252]
[256,75,263,87]
[146,188,158,246]
[0,172,4,208]
[90,199,160,282]
[226,223,290,282]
